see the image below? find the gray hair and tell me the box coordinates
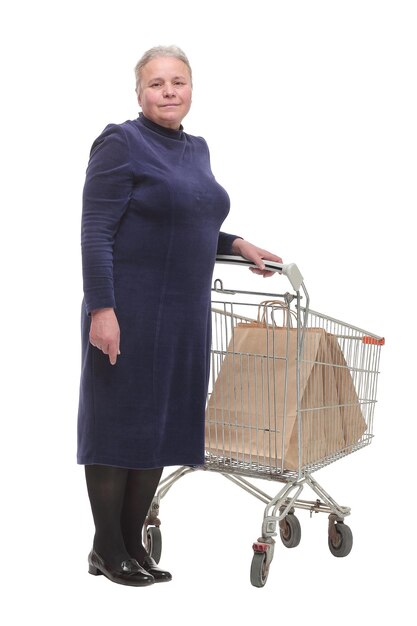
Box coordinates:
[134,45,193,94]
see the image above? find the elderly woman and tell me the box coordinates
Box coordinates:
[78,45,282,587]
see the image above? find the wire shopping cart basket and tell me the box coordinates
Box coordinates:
[144,256,385,587]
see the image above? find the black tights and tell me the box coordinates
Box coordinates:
[85,465,163,568]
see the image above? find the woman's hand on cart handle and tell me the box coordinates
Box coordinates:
[89,308,121,365]
[231,239,283,277]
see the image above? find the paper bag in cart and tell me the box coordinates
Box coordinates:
[206,318,367,472]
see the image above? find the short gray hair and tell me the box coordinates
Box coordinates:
[134,45,193,94]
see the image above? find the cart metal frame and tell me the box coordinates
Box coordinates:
[144,257,384,586]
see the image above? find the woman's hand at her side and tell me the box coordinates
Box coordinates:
[89,308,121,365]
[231,239,283,277]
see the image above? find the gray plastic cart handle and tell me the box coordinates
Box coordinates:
[216,255,304,292]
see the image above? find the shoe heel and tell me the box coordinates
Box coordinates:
[88,564,102,576]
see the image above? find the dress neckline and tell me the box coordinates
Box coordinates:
[137,113,184,140]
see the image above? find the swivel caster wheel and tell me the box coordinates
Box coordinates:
[146,526,162,563]
[250,542,274,588]
[328,521,353,557]
[279,513,301,548]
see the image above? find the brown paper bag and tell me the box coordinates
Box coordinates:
[205,311,366,471]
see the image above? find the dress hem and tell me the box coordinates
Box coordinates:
[77,455,205,470]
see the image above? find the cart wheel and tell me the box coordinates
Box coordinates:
[250,552,270,588]
[147,526,162,563]
[280,513,301,548]
[328,523,353,557]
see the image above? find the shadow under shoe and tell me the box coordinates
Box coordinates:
[88,549,154,587]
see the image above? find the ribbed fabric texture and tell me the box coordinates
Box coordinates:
[78,114,238,468]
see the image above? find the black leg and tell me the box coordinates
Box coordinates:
[84,464,131,568]
[121,467,163,564]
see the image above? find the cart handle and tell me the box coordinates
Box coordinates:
[216,255,304,292]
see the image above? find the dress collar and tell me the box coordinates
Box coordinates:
[137,113,184,140]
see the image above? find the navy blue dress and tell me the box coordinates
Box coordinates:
[77,114,237,469]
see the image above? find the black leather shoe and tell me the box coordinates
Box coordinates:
[88,550,154,587]
[142,555,172,582]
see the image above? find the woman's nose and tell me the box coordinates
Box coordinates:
[163,83,176,97]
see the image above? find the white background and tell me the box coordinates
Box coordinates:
[1,0,415,623]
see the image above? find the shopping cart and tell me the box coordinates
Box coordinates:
[144,256,384,587]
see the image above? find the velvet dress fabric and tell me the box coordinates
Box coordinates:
[77,114,237,469]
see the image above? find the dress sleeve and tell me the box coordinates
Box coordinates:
[217,231,242,255]
[81,124,133,314]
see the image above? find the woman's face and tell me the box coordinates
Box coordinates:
[138,56,192,130]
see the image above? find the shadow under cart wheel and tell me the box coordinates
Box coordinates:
[279,514,301,548]
[328,522,353,557]
[147,526,162,563]
[250,552,270,588]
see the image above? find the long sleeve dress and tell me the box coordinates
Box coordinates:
[77,113,238,469]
